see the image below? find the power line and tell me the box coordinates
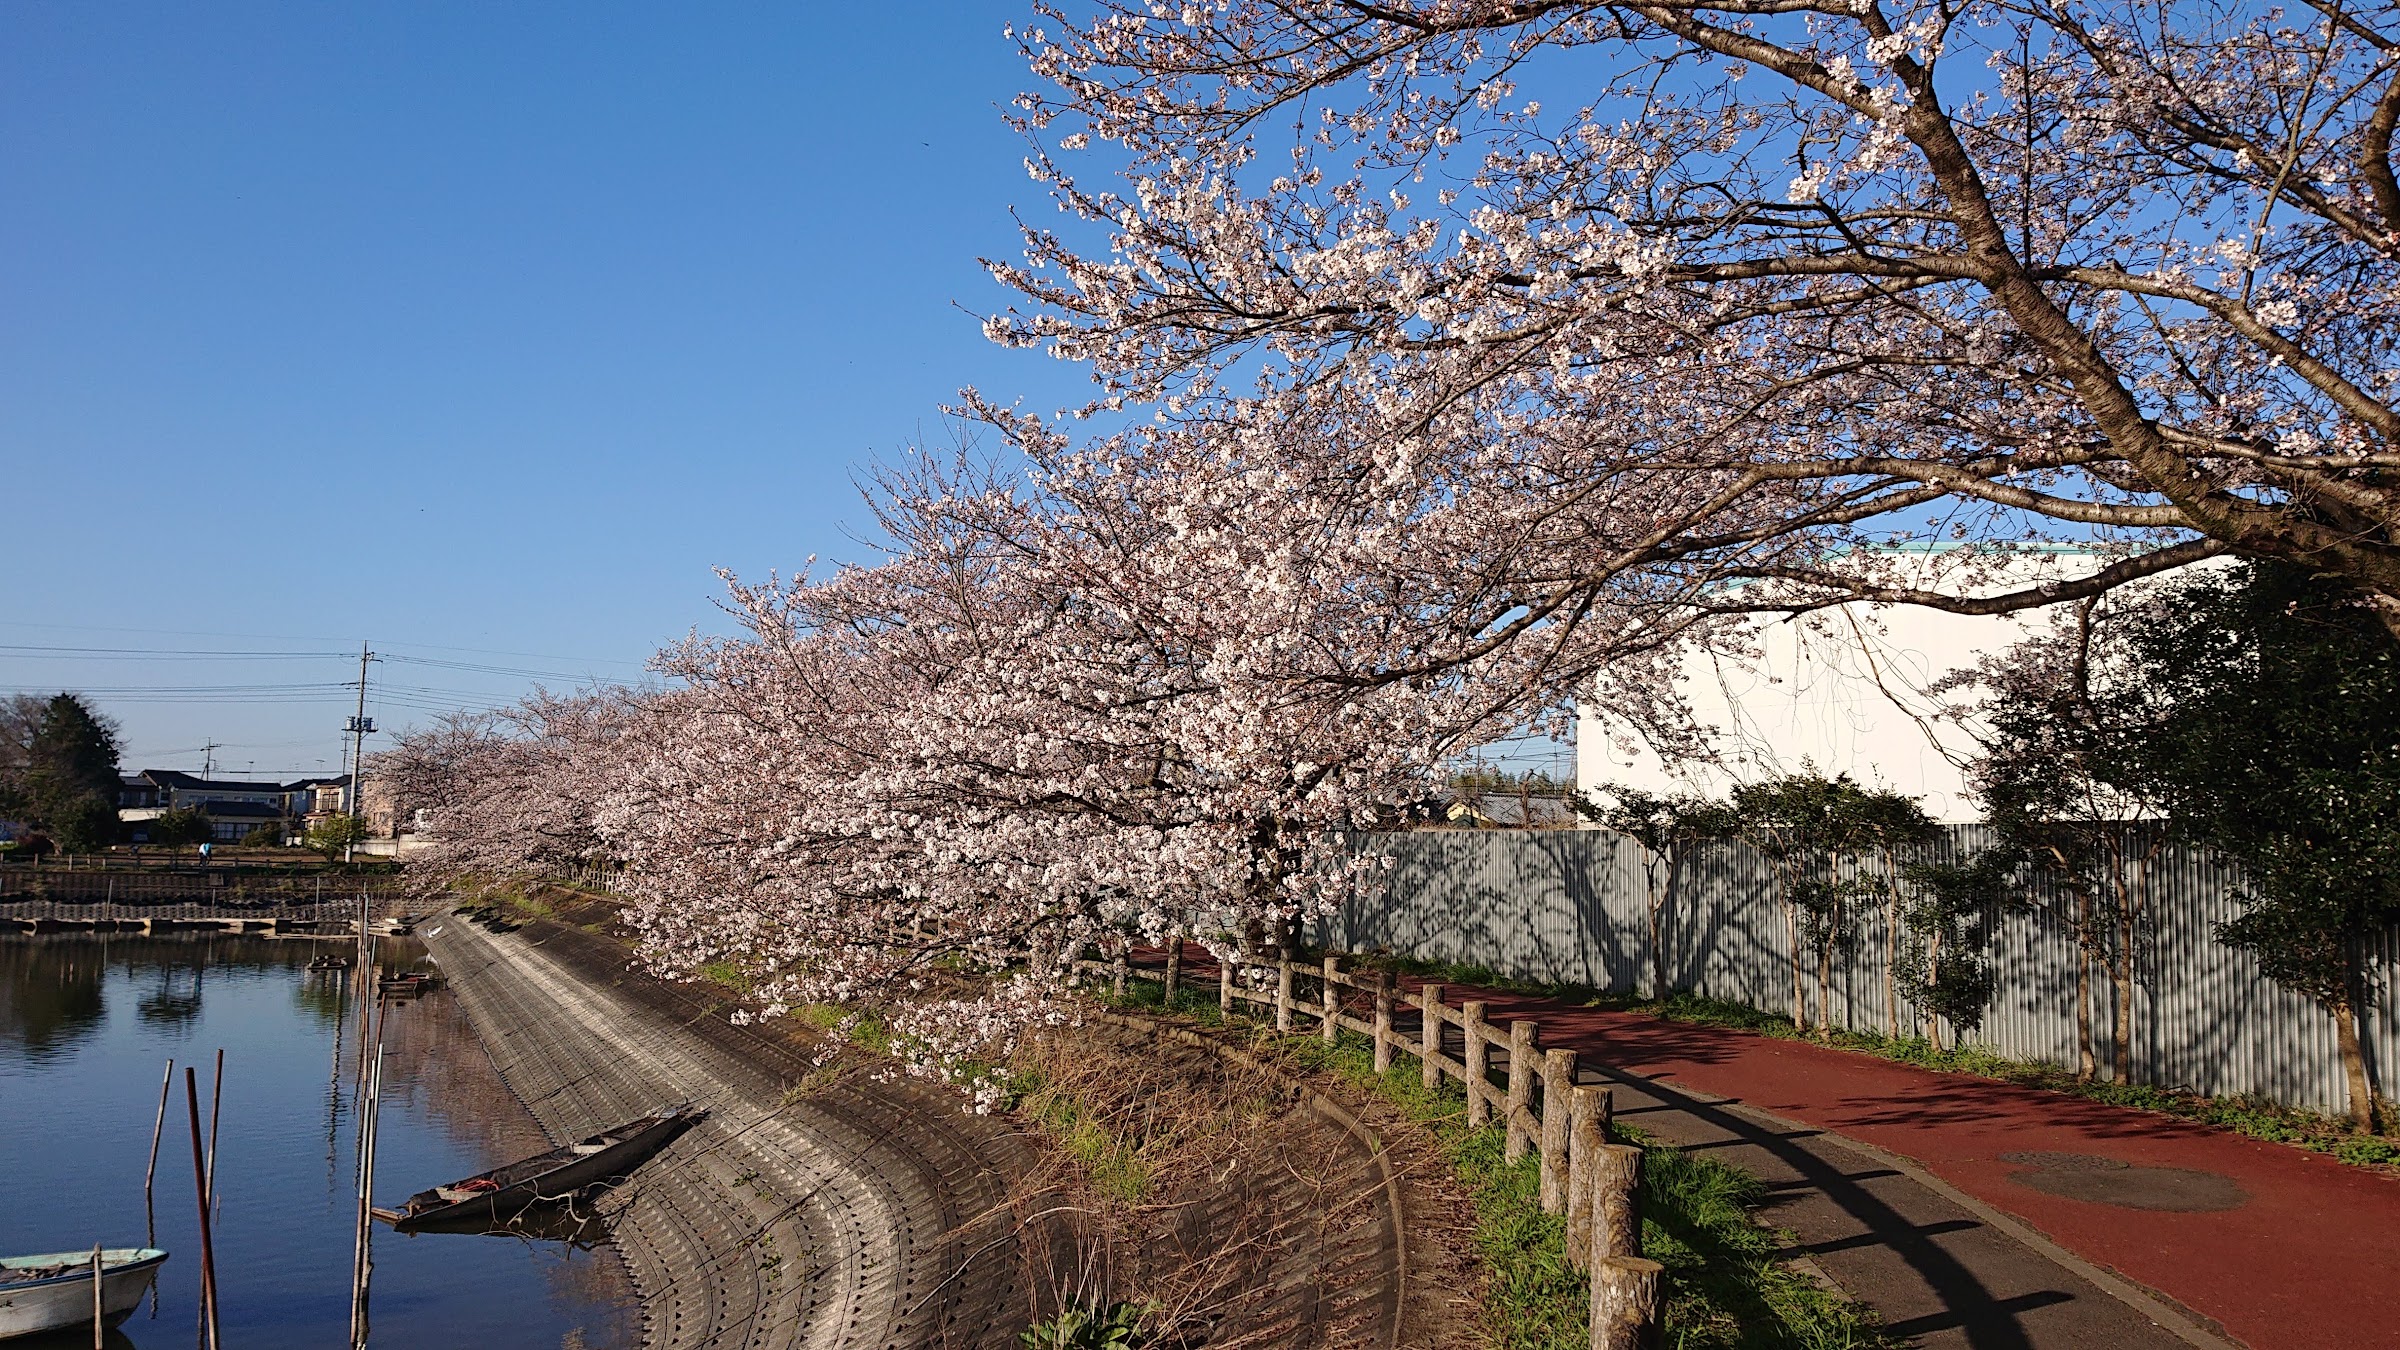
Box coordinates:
[0,644,352,659]
[0,619,649,667]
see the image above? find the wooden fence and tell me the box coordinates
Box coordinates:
[1082,947,1661,1350]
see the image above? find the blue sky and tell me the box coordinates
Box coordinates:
[2,3,1086,775]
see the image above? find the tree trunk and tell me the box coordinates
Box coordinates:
[1815,936,1834,1040]
[1884,889,1900,1041]
[1784,885,1805,1032]
[2110,947,2134,1083]
[2334,996,2376,1133]
[2072,886,2096,1082]
[2110,850,2136,1083]
[1648,853,1681,1002]
[1927,928,1945,1053]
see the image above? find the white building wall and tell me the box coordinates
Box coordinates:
[1575,547,2126,822]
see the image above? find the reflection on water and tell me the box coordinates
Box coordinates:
[0,935,636,1348]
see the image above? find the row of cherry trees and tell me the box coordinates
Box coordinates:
[377,452,1698,1080]
[382,0,2400,1078]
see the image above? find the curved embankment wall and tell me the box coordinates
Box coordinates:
[423,914,1052,1350]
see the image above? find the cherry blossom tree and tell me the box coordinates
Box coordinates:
[989,1,2400,645]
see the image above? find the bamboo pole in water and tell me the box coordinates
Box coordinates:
[350,1041,384,1349]
[143,1057,174,1244]
[89,1245,102,1349]
[183,1068,220,1350]
[205,1048,224,1219]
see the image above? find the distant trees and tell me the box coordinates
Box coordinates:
[1572,786,1736,998]
[1893,852,2018,1053]
[1732,771,1881,1038]
[1956,601,2170,1083]
[2120,565,2400,1132]
[0,694,123,853]
[305,813,370,863]
[149,806,213,858]
[1966,561,2400,1129]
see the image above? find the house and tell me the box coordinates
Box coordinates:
[1574,545,2132,823]
[119,770,316,843]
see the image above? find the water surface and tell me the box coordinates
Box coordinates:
[0,934,636,1348]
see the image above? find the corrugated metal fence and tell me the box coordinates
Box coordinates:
[1314,828,2399,1116]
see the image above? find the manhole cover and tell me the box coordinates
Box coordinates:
[1997,1151,2129,1173]
[2001,1153,2250,1212]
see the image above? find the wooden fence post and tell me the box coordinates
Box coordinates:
[1462,1002,1491,1127]
[1566,1084,1612,1269]
[1112,946,1129,1000]
[1539,1047,1575,1213]
[1275,957,1295,1032]
[1419,985,1444,1091]
[1163,932,1182,1002]
[1372,975,1395,1074]
[1590,1256,1664,1350]
[1506,1020,1536,1163]
[1321,956,1343,1043]
[1219,956,1234,1017]
[1594,1143,1644,1261]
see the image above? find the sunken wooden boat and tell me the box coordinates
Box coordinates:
[371,1104,702,1232]
[0,1248,168,1340]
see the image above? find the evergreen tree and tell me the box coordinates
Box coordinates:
[2120,564,2400,1131]
[22,695,122,852]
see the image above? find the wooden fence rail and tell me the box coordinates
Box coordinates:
[1083,948,1663,1349]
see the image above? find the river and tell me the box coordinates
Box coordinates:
[0,934,636,1348]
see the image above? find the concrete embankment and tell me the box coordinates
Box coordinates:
[424,914,1048,1350]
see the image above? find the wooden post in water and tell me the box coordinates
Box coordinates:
[90,1244,103,1349]
[350,1044,384,1349]
[1418,985,1444,1091]
[183,1068,220,1350]
[1461,1002,1491,1126]
[143,1057,174,1244]
[205,1048,224,1218]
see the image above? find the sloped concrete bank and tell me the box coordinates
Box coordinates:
[422,914,1052,1350]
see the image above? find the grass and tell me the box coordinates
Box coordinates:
[1012,1066,1154,1204]
[1341,952,2400,1170]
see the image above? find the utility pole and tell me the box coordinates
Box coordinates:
[201,741,221,779]
[343,642,377,862]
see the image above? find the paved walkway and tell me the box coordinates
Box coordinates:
[1422,979,2400,1350]
[1145,949,2399,1349]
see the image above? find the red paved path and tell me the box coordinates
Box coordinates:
[1434,982,2400,1350]
[1140,946,2399,1348]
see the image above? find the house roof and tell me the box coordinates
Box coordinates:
[205,801,282,819]
[141,770,293,794]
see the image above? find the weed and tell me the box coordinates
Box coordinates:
[1020,1300,1151,1348]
